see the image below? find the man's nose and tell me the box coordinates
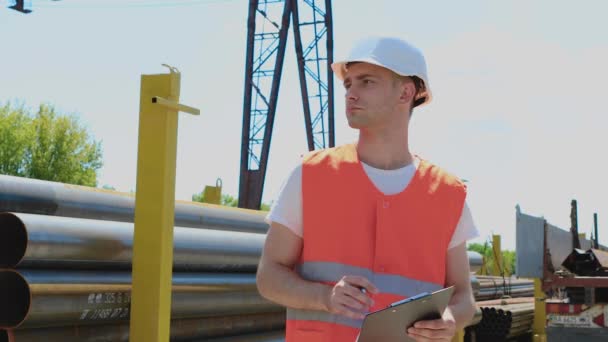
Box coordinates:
[346,88,358,101]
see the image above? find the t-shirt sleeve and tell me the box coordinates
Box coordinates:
[264,164,303,237]
[448,200,479,249]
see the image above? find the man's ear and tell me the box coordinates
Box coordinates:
[399,80,416,104]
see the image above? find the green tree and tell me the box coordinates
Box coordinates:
[467,242,517,276]
[0,102,103,186]
[220,194,239,207]
[0,103,32,176]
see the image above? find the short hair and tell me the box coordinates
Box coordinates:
[410,76,427,108]
[393,75,427,110]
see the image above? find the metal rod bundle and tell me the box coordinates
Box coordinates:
[472,275,535,301]
[473,300,535,340]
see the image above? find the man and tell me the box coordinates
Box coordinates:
[256,36,478,342]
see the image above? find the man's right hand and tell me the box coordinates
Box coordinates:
[325,275,379,320]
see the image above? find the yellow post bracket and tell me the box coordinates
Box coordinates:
[203,178,223,204]
[152,96,200,115]
[129,64,199,342]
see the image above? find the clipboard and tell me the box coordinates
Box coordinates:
[356,286,455,342]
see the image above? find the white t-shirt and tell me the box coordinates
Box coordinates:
[266,157,479,249]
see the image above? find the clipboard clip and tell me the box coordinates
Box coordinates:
[389,292,431,307]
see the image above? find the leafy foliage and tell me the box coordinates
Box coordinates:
[0,102,102,186]
[468,241,517,276]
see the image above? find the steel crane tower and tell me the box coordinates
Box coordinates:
[239,0,334,209]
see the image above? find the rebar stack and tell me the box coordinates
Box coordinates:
[474,275,534,301]
[473,298,535,341]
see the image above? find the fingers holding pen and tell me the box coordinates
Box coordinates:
[325,275,379,320]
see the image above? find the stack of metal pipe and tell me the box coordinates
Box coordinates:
[473,298,535,341]
[0,175,285,341]
[0,175,487,341]
[473,275,534,301]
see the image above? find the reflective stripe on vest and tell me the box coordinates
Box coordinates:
[298,261,442,298]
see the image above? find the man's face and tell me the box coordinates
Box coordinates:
[342,62,406,130]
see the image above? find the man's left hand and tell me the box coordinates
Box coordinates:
[406,308,456,341]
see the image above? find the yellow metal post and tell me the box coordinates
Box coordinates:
[129,66,198,342]
[532,278,546,342]
[451,330,465,342]
[492,234,502,276]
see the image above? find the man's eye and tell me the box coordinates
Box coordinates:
[363,79,373,84]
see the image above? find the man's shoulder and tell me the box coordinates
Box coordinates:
[417,157,466,191]
[303,143,356,165]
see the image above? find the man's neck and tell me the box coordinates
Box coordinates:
[356,128,413,170]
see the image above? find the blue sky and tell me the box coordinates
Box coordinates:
[2,0,607,250]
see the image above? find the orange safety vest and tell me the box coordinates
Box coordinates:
[286,144,466,342]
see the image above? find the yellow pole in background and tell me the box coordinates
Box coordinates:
[532,278,547,342]
[129,65,199,342]
[202,178,223,204]
[492,234,502,276]
[451,330,465,342]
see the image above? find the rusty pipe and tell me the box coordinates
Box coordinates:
[0,269,281,329]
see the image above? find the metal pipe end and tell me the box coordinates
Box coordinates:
[0,270,29,328]
[0,213,27,268]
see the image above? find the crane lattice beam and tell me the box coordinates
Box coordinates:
[239,0,334,209]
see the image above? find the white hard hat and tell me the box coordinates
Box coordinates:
[331,36,432,106]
